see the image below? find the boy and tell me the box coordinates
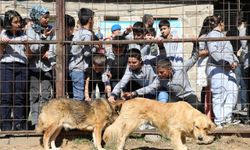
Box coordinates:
[84,54,111,101]
[158,19,183,70]
[104,24,122,60]
[108,48,158,103]
[107,35,128,90]
[156,51,203,112]
[48,14,76,98]
[128,21,152,60]
[144,27,159,57]
[69,8,95,101]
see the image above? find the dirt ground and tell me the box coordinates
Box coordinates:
[1,132,250,150]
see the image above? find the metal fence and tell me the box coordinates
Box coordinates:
[0,0,250,136]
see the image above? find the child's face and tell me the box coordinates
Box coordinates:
[128,57,142,71]
[89,18,94,30]
[144,33,154,40]
[11,16,22,32]
[40,14,49,27]
[219,21,225,32]
[93,63,105,73]
[146,19,154,27]
[66,26,74,37]
[133,32,144,40]
[112,30,121,36]
[113,47,124,55]
[160,25,171,38]
[157,67,172,79]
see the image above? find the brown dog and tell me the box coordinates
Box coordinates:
[103,98,216,150]
[36,97,123,150]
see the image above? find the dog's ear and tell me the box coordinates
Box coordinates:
[208,121,216,133]
[111,100,125,112]
[208,119,216,134]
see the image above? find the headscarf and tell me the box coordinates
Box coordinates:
[29,5,49,33]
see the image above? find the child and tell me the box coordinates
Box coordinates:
[84,54,111,101]
[107,35,128,90]
[156,53,203,112]
[47,14,76,98]
[26,5,55,127]
[206,15,239,127]
[142,14,154,29]
[144,27,159,57]
[104,24,122,60]
[65,14,75,98]
[69,8,96,101]
[108,48,158,102]
[128,21,152,60]
[0,10,31,130]
[158,19,183,70]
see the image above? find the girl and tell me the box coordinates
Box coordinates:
[26,5,55,127]
[0,10,31,130]
[206,15,239,127]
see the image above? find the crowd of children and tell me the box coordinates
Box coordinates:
[0,6,249,131]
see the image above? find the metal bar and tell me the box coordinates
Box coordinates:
[55,0,65,98]
[2,36,250,45]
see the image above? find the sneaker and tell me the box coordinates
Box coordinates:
[215,125,223,130]
[231,119,241,125]
[221,120,241,128]
[243,107,248,112]
[138,123,155,130]
[147,124,155,130]
[138,124,148,130]
[144,135,162,142]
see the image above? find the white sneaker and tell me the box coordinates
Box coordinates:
[215,125,223,130]
[221,120,241,128]
[138,123,155,130]
[139,124,148,130]
[231,119,241,125]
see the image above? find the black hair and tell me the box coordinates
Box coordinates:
[157,58,172,69]
[22,17,32,29]
[145,27,156,37]
[159,19,170,28]
[208,15,223,29]
[198,16,214,37]
[3,10,23,36]
[112,35,128,49]
[132,21,145,34]
[126,48,142,61]
[78,8,94,26]
[65,14,75,28]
